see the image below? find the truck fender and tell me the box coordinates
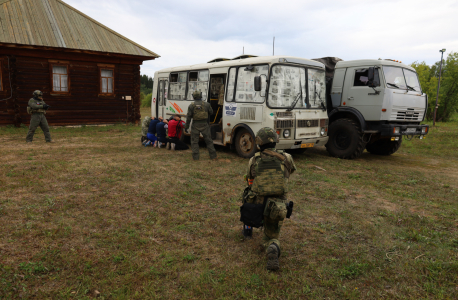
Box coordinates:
[328,107,366,131]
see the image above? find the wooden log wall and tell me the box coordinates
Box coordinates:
[2,54,142,126]
[0,55,15,125]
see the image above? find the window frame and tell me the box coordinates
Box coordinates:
[226,64,270,104]
[98,66,115,96]
[168,69,211,101]
[266,63,318,110]
[49,63,70,95]
[185,69,210,101]
[352,68,381,87]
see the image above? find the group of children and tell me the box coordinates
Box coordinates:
[141,115,189,151]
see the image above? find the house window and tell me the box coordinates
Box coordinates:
[100,69,114,94]
[52,65,69,92]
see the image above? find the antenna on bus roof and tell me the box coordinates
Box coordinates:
[273,36,275,55]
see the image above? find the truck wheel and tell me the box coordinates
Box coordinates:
[235,129,256,158]
[366,137,402,155]
[326,118,366,159]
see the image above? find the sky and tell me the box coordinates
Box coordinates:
[64,0,458,78]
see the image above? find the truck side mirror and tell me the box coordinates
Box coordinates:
[254,76,262,91]
[367,67,379,87]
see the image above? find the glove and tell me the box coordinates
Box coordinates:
[43,104,50,110]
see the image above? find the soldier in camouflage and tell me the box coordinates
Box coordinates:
[244,127,297,271]
[185,91,217,160]
[26,90,52,143]
[141,116,151,144]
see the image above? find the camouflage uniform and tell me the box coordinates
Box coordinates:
[141,116,151,143]
[26,91,52,143]
[185,91,217,160]
[244,127,296,270]
[141,116,151,137]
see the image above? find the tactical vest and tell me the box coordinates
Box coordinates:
[27,107,46,114]
[193,102,208,121]
[251,150,287,196]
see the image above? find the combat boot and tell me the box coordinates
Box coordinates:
[266,243,280,271]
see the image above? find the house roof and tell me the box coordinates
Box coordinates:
[0,0,159,58]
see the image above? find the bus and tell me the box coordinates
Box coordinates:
[151,55,329,158]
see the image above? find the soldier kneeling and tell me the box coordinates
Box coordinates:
[240,127,297,271]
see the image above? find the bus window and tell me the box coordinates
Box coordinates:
[235,65,268,103]
[187,70,209,100]
[226,68,236,102]
[268,65,306,108]
[169,72,187,100]
[308,69,326,108]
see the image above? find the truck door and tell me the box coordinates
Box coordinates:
[157,79,168,118]
[342,67,383,121]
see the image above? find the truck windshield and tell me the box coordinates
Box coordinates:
[383,66,421,92]
[403,69,422,92]
[383,66,407,89]
[268,65,306,109]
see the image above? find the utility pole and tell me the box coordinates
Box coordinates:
[433,49,446,126]
[273,36,275,56]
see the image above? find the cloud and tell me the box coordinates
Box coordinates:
[63,0,458,77]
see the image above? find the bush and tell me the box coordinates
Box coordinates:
[141,93,152,108]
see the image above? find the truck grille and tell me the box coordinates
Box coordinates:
[396,109,420,121]
[391,106,424,121]
[275,119,294,129]
[297,119,319,128]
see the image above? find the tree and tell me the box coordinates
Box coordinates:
[411,52,458,122]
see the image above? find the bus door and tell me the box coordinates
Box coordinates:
[157,78,168,118]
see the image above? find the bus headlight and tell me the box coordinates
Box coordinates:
[283,129,290,138]
[321,127,326,136]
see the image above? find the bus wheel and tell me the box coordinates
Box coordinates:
[366,137,402,155]
[235,129,256,158]
[326,118,366,159]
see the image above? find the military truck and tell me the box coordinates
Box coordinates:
[313,57,429,159]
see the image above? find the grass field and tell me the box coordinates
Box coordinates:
[1,109,457,299]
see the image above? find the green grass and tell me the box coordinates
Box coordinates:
[0,110,457,299]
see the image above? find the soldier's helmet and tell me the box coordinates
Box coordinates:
[192,91,202,100]
[33,90,43,98]
[255,127,278,145]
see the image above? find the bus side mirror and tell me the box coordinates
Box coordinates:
[254,76,262,91]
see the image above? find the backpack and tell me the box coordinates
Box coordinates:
[251,150,287,196]
[193,103,208,121]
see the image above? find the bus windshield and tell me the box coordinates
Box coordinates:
[268,65,325,109]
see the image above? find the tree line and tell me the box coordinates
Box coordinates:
[411,52,458,122]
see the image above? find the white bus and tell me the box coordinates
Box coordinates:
[151,55,329,158]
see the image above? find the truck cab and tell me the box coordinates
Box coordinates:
[315,58,429,159]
